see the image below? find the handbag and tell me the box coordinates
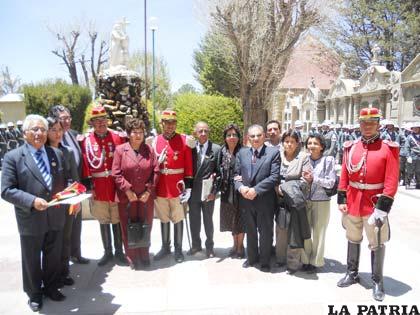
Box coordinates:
[126,202,151,249]
[322,157,339,197]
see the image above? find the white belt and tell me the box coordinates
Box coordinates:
[91,170,111,178]
[349,181,384,190]
[160,168,184,175]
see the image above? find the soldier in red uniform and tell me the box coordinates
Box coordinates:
[78,105,127,266]
[150,109,194,263]
[337,107,399,301]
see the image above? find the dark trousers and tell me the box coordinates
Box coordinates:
[20,230,62,299]
[70,211,82,257]
[188,200,215,249]
[245,205,274,266]
[61,212,74,278]
[118,201,153,263]
[406,159,420,186]
[400,156,406,183]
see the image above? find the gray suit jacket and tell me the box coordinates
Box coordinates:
[234,145,280,211]
[190,141,221,203]
[1,143,68,236]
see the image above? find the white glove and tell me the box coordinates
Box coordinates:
[407,157,413,164]
[367,208,388,225]
[186,135,196,149]
[145,135,155,146]
[179,188,192,203]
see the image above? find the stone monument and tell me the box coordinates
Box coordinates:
[96,17,149,131]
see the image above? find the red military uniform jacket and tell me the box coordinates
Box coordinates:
[154,133,193,198]
[79,129,126,202]
[338,138,399,217]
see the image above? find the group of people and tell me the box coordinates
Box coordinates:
[0,120,25,165]
[303,118,420,189]
[0,104,404,312]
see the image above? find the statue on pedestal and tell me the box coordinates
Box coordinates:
[109,17,130,69]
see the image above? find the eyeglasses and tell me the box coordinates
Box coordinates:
[226,133,238,138]
[29,127,47,134]
[197,129,209,134]
[249,133,262,139]
[130,131,144,135]
[59,116,72,122]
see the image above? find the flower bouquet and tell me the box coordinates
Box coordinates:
[48,182,91,214]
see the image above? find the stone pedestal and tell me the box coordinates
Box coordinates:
[97,68,149,131]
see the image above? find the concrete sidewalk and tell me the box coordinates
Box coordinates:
[0,187,419,314]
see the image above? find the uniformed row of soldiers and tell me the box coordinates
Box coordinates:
[295,119,420,189]
[0,121,24,167]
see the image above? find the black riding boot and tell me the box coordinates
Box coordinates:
[112,224,128,265]
[174,221,184,263]
[371,247,386,301]
[98,224,113,266]
[154,222,171,261]
[337,242,360,287]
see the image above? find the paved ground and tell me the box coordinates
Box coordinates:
[1,187,420,314]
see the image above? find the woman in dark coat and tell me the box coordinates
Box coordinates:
[46,116,79,287]
[217,124,246,258]
[112,118,159,269]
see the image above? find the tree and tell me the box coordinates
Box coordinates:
[176,83,198,95]
[0,66,21,95]
[193,31,240,98]
[22,80,91,132]
[207,0,321,128]
[128,50,172,110]
[173,93,243,144]
[50,23,108,90]
[323,0,420,77]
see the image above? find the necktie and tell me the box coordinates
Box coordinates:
[252,149,258,164]
[35,150,52,189]
[197,144,204,168]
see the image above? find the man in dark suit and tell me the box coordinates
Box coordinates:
[49,105,90,264]
[1,115,68,312]
[234,124,280,272]
[187,122,221,258]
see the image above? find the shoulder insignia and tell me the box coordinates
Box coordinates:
[343,140,354,149]
[383,139,399,148]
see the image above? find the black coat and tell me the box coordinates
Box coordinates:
[1,143,68,236]
[190,141,221,203]
[280,179,311,248]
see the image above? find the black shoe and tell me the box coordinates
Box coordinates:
[242,260,255,268]
[154,247,171,261]
[61,276,75,286]
[228,247,237,258]
[97,252,113,266]
[301,264,310,271]
[187,247,202,256]
[141,257,151,267]
[337,272,359,287]
[70,256,90,264]
[44,289,66,302]
[306,264,317,274]
[115,251,129,266]
[275,262,286,268]
[286,268,297,275]
[260,264,271,273]
[206,248,215,258]
[28,297,42,312]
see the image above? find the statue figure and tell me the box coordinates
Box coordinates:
[339,63,346,78]
[109,18,130,68]
[371,44,381,66]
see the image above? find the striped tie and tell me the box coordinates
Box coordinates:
[35,150,52,189]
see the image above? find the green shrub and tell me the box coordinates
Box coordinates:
[23,79,91,132]
[173,93,243,144]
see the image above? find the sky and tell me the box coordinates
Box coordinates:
[0,0,208,92]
